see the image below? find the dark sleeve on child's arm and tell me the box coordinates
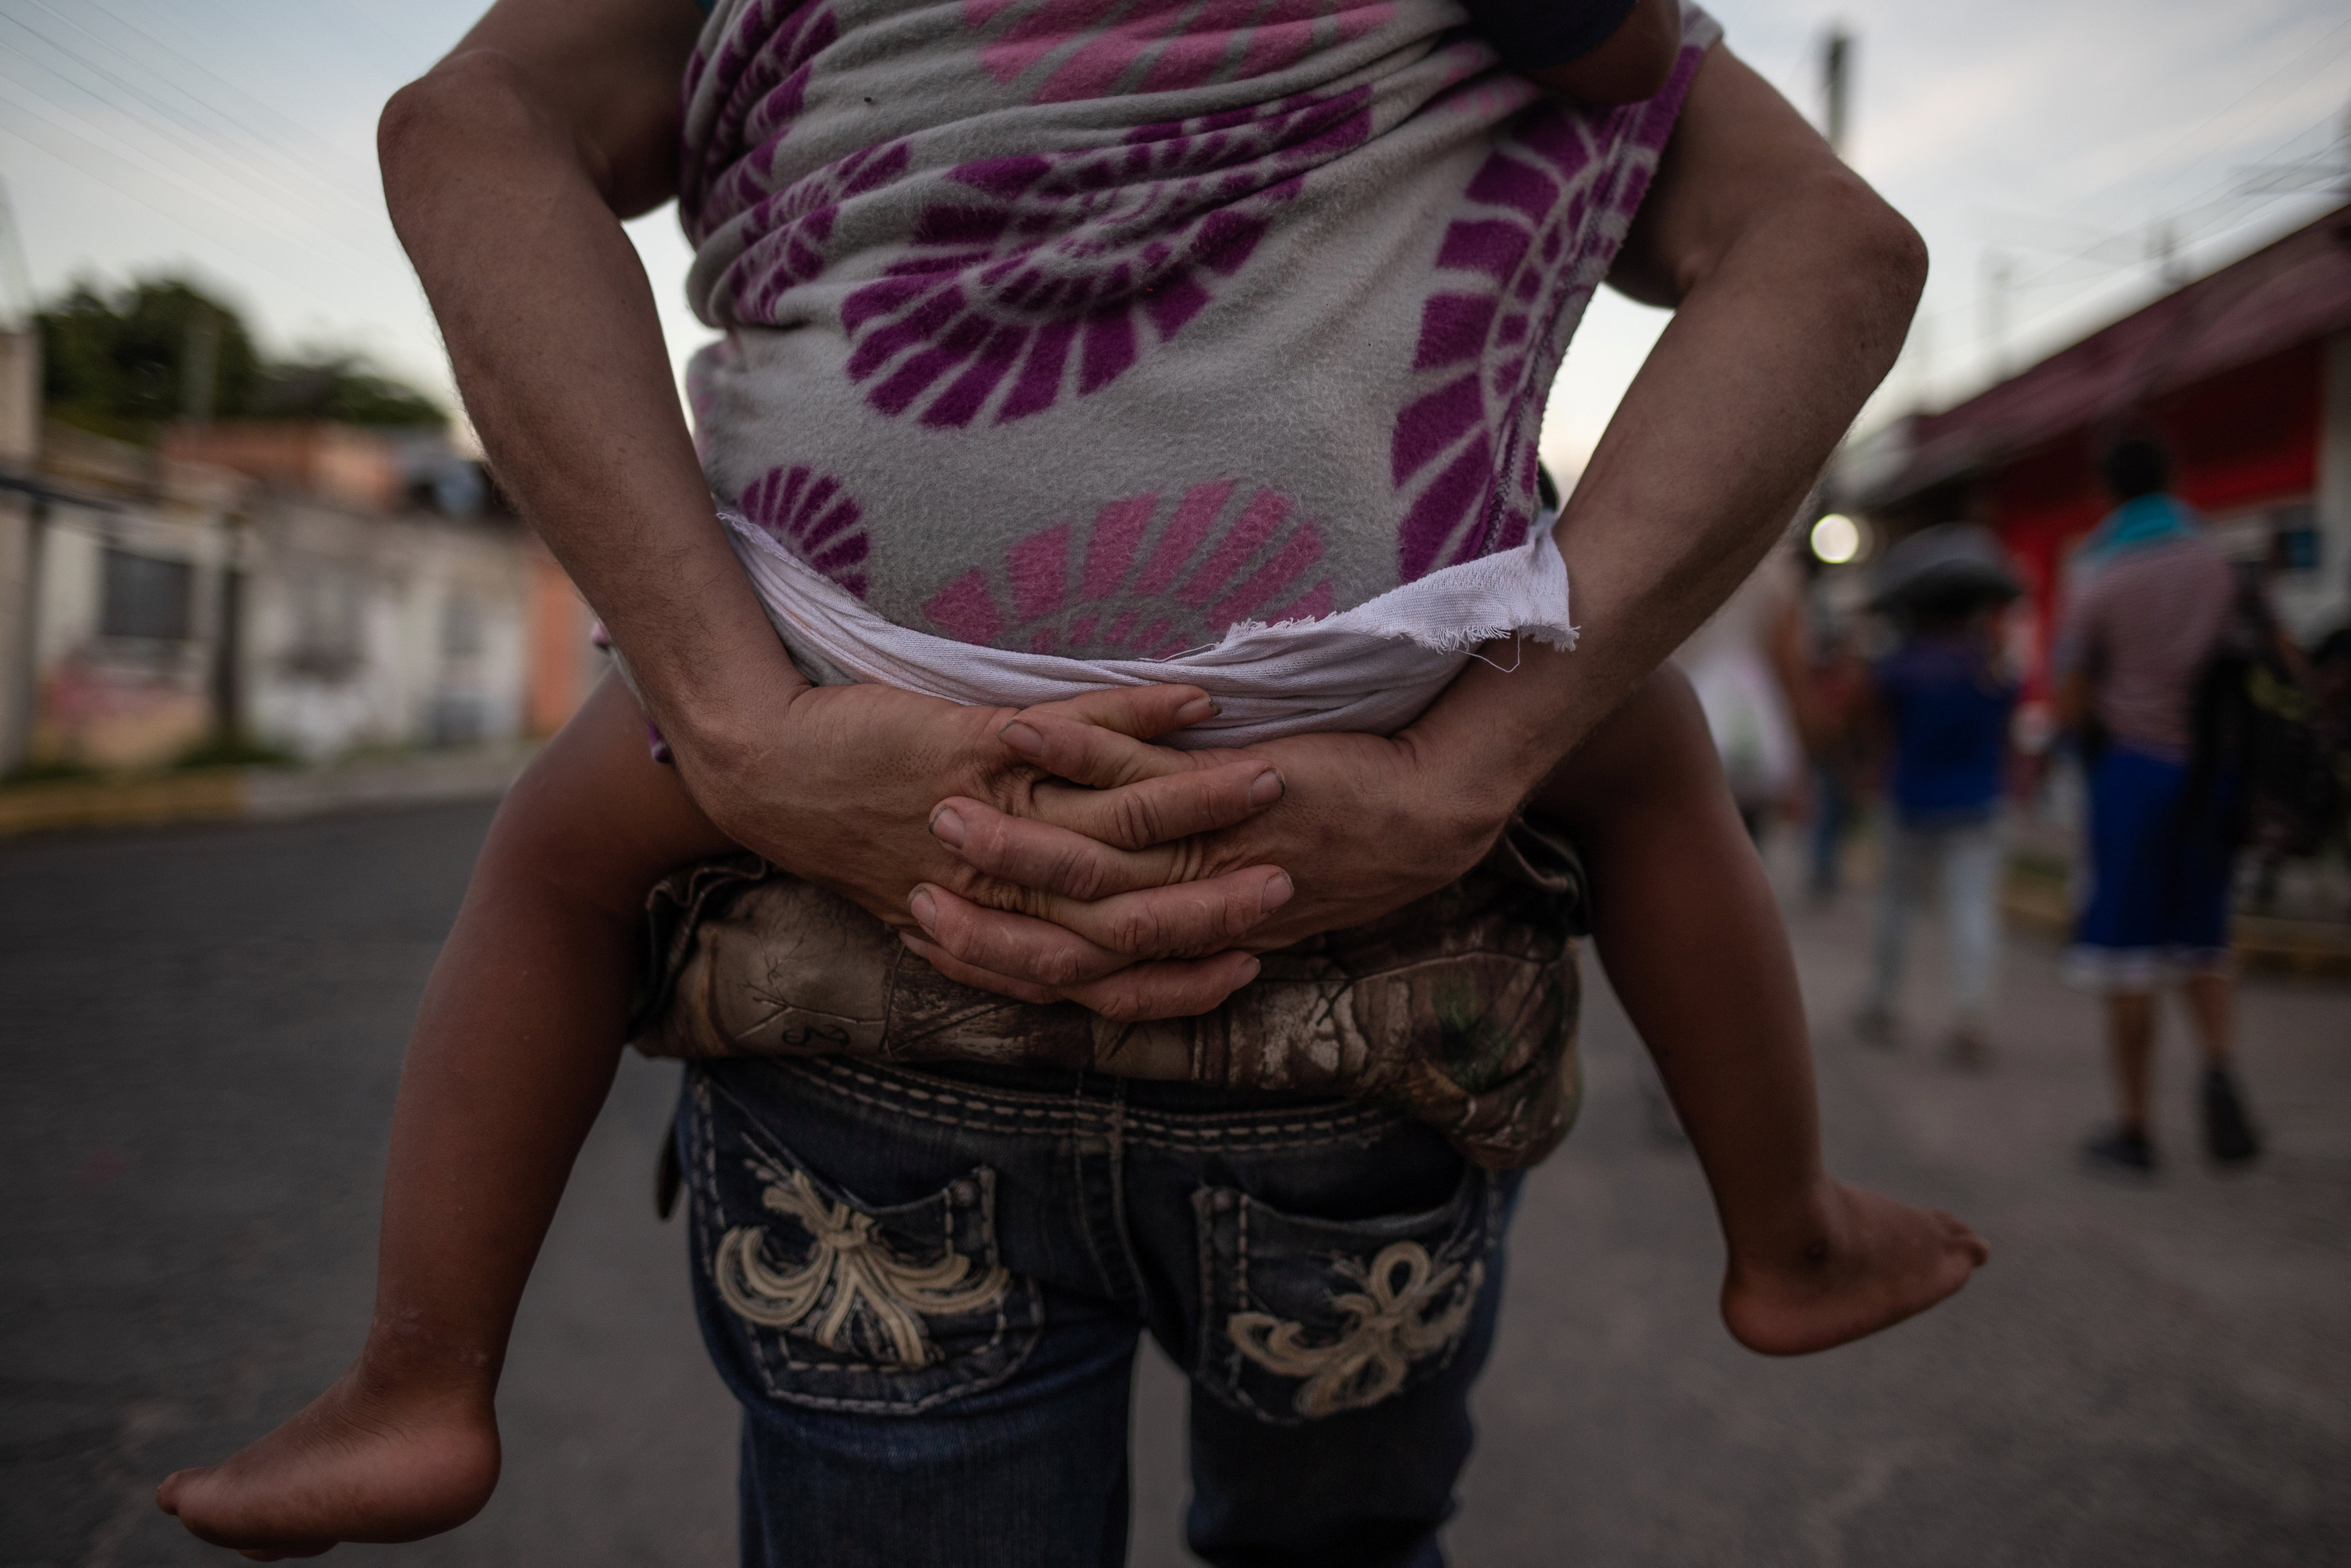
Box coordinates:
[1458,0,1640,75]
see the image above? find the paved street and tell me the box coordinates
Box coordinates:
[3,804,2346,1566]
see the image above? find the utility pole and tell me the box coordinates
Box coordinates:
[0,175,32,329]
[182,311,218,428]
[1821,25,1853,158]
[178,309,245,749]
[1982,251,2012,382]
[0,207,37,771]
[2,481,43,774]
[2233,97,2351,199]
[1909,313,1935,411]
[2147,220,2188,289]
[0,473,122,774]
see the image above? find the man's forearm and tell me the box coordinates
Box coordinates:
[380,36,802,756]
[1406,48,1924,819]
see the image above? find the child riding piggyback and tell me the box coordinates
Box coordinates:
[159,0,1987,1554]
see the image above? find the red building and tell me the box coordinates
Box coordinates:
[1848,203,2351,719]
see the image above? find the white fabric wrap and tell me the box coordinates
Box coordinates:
[721,510,1574,747]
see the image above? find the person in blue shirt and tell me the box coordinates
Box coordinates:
[1855,530,2021,1068]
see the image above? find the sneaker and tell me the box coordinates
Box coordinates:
[2201,1066,2262,1164]
[2083,1125,2156,1175]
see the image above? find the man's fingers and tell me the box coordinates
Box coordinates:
[1031,761,1282,849]
[1061,950,1262,1021]
[933,799,1167,899]
[899,933,1067,1005]
[912,867,1290,969]
[996,708,1213,789]
[1022,684,1218,743]
[960,760,1276,865]
[1038,867,1290,958]
[926,795,1297,950]
[907,884,1132,988]
[903,932,1261,1022]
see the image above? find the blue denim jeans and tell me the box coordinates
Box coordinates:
[1866,814,2004,1031]
[678,1054,1523,1568]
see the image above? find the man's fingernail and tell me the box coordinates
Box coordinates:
[1259,872,1294,913]
[929,807,966,847]
[1175,696,1220,724]
[909,887,938,928]
[997,721,1044,755]
[1247,769,1284,806]
[1237,956,1262,983]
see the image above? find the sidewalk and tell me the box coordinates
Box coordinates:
[0,743,536,838]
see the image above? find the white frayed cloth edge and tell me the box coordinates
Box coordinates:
[721,509,1574,746]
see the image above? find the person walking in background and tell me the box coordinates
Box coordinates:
[1854,525,2019,1069]
[2059,436,2260,1173]
[1802,602,1869,902]
[2315,627,2351,918]
[1676,539,1808,841]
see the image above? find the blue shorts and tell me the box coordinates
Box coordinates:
[2068,743,2235,991]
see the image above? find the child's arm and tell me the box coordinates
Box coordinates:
[1535,668,1988,1356]
[158,671,736,1555]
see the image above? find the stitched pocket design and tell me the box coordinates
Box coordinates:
[687,1076,1041,1414]
[715,1159,1012,1369]
[1195,1164,1499,1424]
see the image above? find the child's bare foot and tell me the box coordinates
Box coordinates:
[1720,1179,1988,1356]
[156,1366,498,1559]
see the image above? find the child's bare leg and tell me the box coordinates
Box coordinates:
[1537,667,1988,1356]
[157,672,736,1557]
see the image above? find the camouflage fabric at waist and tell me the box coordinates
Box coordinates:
[629,817,1590,1170]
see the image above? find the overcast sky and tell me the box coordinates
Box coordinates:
[2,0,2344,477]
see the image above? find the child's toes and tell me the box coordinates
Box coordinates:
[155,1466,199,1517]
[1935,1209,1990,1266]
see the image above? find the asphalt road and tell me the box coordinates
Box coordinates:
[2,803,2346,1566]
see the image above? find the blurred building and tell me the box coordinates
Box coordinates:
[1,327,39,768]
[0,367,598,774]
[1841,203,2351,724]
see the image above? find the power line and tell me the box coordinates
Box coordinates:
[1925,85,2351,336]
[0,91,367,310]
[74,0,382,201]
[2061,10,2351,225]
[1900,96,2351,408]
[0,79,357,287]
[0,3,461,394]
[1899,26,2351,352]
[7,3,375,224]
[0,14,386,270]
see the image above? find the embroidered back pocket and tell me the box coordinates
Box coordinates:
[685,1076,1041,1414]
[1194,1165,1502,1424]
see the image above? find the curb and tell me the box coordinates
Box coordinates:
[0,745,537,840]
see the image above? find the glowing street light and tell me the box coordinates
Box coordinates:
[1810,512,1861,565]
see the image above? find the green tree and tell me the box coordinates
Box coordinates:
[34,273,442,440]
[39,276,259,439]
[250,356,445,426]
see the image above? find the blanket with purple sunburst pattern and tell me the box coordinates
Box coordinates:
[678,0,1717,674]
